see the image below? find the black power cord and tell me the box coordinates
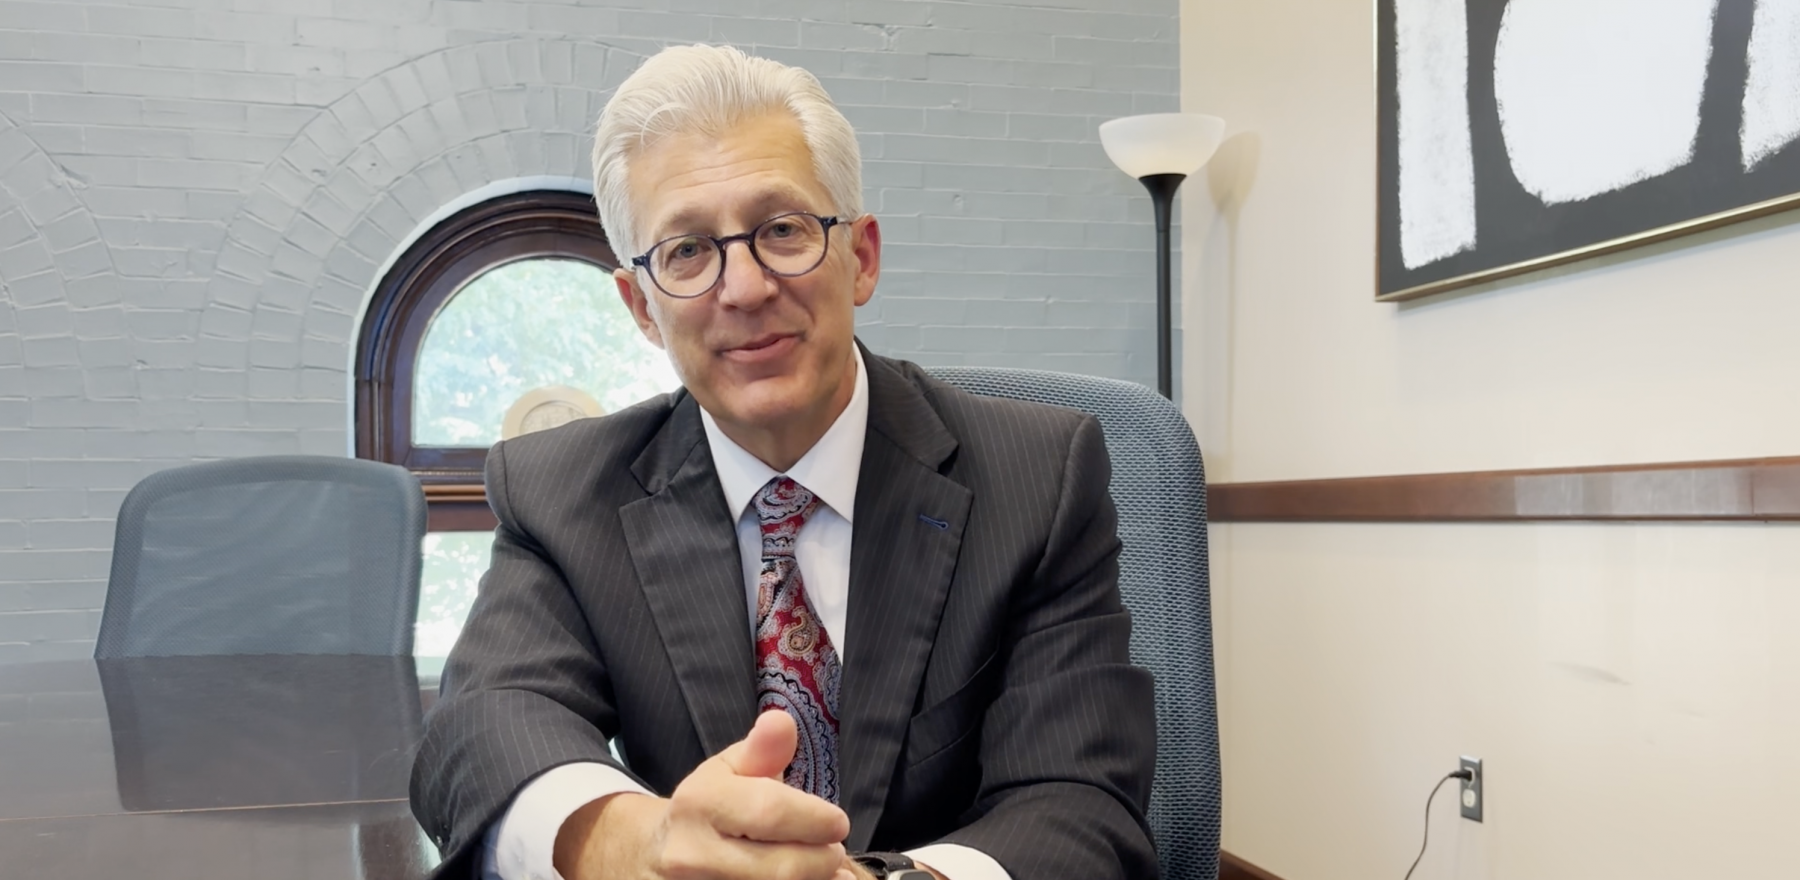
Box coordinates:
[1402,768,1476,880]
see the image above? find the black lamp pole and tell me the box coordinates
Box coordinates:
[1138,173,1185,399]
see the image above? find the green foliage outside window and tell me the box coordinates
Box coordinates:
[413,258,680,447]
[416,531,492,657]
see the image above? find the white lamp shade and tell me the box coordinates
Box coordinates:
[1098,113,1226,179]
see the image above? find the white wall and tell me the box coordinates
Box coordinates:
[1180,0,1800,877]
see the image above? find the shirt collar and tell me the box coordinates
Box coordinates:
[699,345,868,524]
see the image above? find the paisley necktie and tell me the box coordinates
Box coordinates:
[752,476,841,802]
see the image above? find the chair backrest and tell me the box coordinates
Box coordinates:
[96,455,426,658]
[929,367,1220,880]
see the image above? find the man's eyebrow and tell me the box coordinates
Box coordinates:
[649,205,713,242]
[647,186,823,242]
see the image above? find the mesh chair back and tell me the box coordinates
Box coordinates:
[96,455,426,658]
[929,367,1220,880]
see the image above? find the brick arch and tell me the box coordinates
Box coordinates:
[0,110,114,378]
[196,38,644,408]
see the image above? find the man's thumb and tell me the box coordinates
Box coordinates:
[719,708,797,780]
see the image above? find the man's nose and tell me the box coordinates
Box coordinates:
[716,239,779,309]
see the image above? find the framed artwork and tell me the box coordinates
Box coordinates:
[1377,0,1800,301]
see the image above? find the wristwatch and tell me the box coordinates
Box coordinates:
[851,851,935,879]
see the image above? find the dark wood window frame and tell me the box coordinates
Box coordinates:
[354,190,619,532]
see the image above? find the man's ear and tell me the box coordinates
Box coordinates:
[849,214,881,308]
[615,267,665,350]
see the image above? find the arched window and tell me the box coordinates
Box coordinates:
[356,190,678,654]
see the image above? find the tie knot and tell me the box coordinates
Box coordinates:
[754,476,820,539]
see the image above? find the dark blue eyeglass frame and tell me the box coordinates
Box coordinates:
[629,212,844,299]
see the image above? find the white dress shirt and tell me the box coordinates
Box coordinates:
[483,348,1011,880]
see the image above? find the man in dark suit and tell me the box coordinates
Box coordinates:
[410,44,1157,880]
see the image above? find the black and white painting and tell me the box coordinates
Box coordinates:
[1377,0,1800,300]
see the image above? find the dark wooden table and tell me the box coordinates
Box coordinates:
[0,654,442,879]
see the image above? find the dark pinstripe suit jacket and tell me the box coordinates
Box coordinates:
[410,349,1158,879]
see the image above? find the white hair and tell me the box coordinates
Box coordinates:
[591,44,864,261]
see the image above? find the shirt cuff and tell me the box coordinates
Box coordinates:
[904,843,1015,880]
[484,762,654,880]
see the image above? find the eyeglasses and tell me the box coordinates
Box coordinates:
[630,212,843,299]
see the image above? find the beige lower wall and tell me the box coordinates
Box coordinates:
[1180,0,1800,876]
[1215,521,1800,880]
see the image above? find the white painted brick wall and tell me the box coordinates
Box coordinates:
[0,0,1179,661]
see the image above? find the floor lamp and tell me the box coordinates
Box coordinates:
[1098,113,1226,399]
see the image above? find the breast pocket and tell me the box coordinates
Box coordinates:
[902,651,1000,767]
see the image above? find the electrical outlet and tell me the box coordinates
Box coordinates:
[1459,756,1483,822]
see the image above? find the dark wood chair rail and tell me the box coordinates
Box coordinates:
[1220,851,1287,880]
[1208,455,1800,522]
[427,455,1800,529]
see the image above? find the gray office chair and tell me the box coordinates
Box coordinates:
[96,455,426,658]
[930,367,1221,880]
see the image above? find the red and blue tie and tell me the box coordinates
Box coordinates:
[752,476,841,802]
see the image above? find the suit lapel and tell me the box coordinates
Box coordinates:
[839,352,972,850]
[618,393,758,759]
